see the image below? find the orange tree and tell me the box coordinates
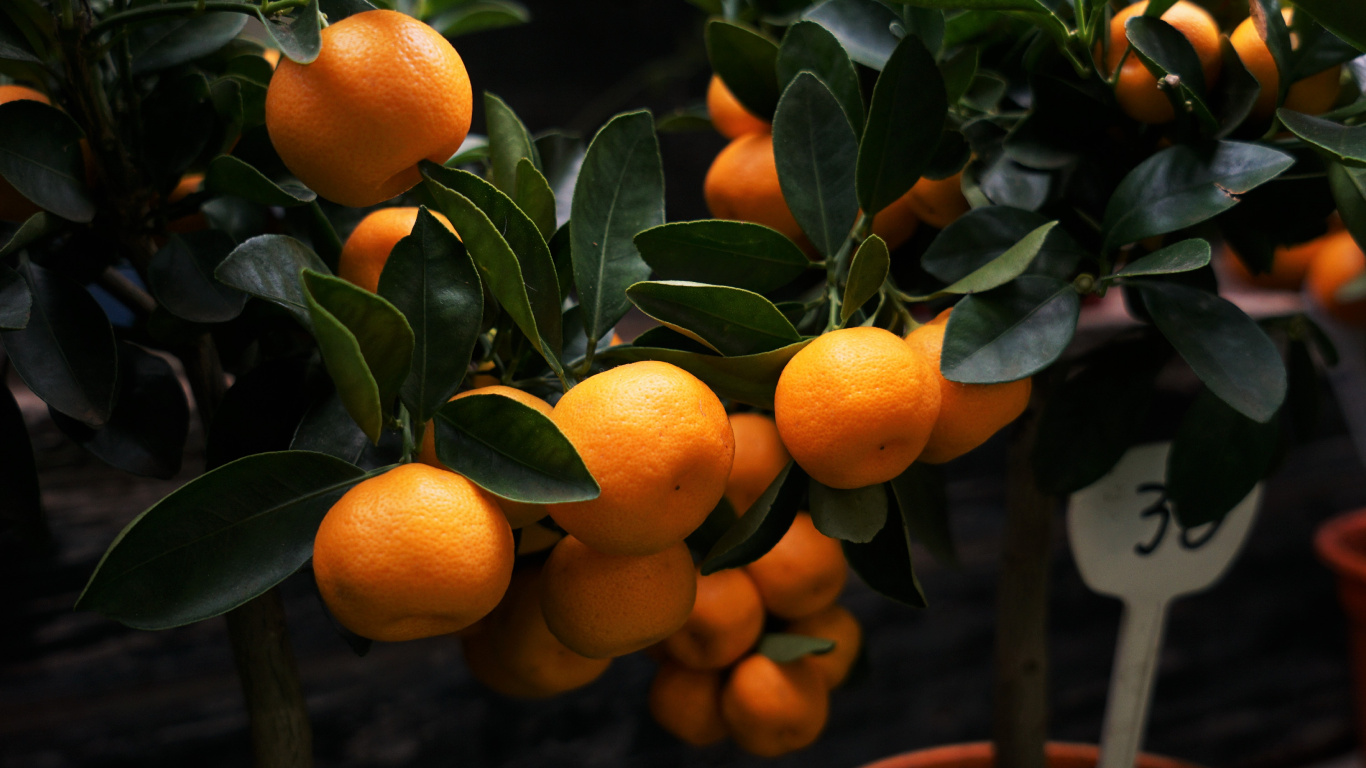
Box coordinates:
[2,0,1366,765]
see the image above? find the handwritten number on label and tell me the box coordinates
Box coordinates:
[1133,482,1222,556]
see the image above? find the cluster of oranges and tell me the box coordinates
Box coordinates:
[1223,215,1366,326]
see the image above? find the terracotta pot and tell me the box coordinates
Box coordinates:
[1314,508,1366,751]
[859,742,1202,768]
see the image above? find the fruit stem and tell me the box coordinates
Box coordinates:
[400,405,416,464]
[824,211,871,332]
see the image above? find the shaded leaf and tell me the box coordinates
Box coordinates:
[1280,109,1366,164]
[707,20,781,119]
[129,11,249,74]
[1111,238,1212,279]
[924,221,1057,297]
[856,34,948,215]
[889,463,955,567]
[940,275,1080,384]
[433,0,529,38]
[216,234,331,329]
[803,0,901,69]
[842,487,927,608]
[600,339,811,408]
[1125,15,1218,134]
[0,101,94,223]
[485,92,540,196]
[809,478,887,543]
[0,262,31,329]
[148,231,249,323]
[1167,388,1280,527]
[205,154,315,206]
[0,211,60,258]
[291,390,402,470]
[259,0,323,65]
[922,206,1084,282]
[702,461,805,574]
[635,220,810,294]
[773,72,859,257]
[842,235,888,323]
[1290,0,1366,61]
[626,281,801,356]
[777,20,865,131]
[515,158,557,240]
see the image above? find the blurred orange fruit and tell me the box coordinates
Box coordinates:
[725,412,790,515]
[746,512,847,620]
[338,206,458,294]
[165,173,207,234]
[1307,231,1366,325]
[1230,10,1341,119]
[662,567,765,670]
[786,603,862,689]
[704,132,812,251]
[721,653,830,757]
[1102,1,1222,124]
[707,75,770,140]
[901,172,970,231]
[649,662,728,747]
[1223,233,1335,291]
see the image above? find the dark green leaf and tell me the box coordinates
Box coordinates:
[318,0,377,21]
[773,73,859,257]
[76,451,367,629]
[856,34,948,215]
[626,281,801,356]
[1102,141,1295,252]
[485,92,540,196]
[1215,37,1261,137]
[842,488,927,608]
[0,382,42,538]
[803,0,901,69]
[433,0,530,38]
[842,235,888,323]
[922,206,1085,283]
[216,234,331,329]
[926,222,1056,297]
[0,211,60,257]
[702,461,804,574]
[0,262,31,329]
[600,339,811,408]
[777,20,865,131]
[259,0,323,65]
[758,632,836,662]
[1136,280,1286,423]
[1289,0,1366,62]
[569,110,663,344]
[1125,15,1218,134]
[940,275,1080,384]
[1167,389,1280,527]
[378,208,483,423]
[1280,109,1366,164]
[535,132,585,228]
[129,11,249,74]
[1111,238,1212,279]
[0,16,40,64]
[809,478,887,543]
[292,390,401,469]
[2,261,116,426]
[433,393,599,503]
[148,231,249,323]
[0,101,94,223]
[707,20,782,119]
[1329,162,1366,251]
[686,497,739,559]
[889,463,955,566]
[205,154,315,206]
[634,220,810,294]
[515,158,557,240]
[901,6,946,55]
[940,46,979,105]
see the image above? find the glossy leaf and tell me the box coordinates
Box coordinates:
[706,20,781,119]
[0,211,59,258]
[0,383,42,538]
[205,154,315,206]
[291,391,401,470]
[1279,109,1366,164]
[940,275,1080,384]
[773,73,859,258]
[889,463,955,567]
[686,497,739,559]
[536,132,586,228]
[921,207,1085,283]
[634,220,809,294]
[148,231,249,323]
[569,110,663,344]
[378,208,483,423]
[433,393,599,503]
[856,34,948,215]
[758,633,836,662]
[599,339,811,408]
[842,235,888,323]
[1102,141,1295,252]
[927,222,1056,297]
[76,451,367,629]
[216,235,331,329]
[1291,0,1366,58]
[940,46,979,105]
[0,262,30,329]
[485,92,540,196]
[434,0,530,38]
[702,461,804,574]
[626,281,801,356]
[2,261,116,426]
[1125,16,1218,134]
[129,11,249,74]
[1167,388,1280,527]
[1329,162,1366,251]
[809,478,887,543]
[515,158,557,240]
[259,0,323,65]
[1135,280,1285,423]
[0,101,94,223]
[777,20,865,131]
[842,488,927,608]
[1111,238,1212,279]
[1215,37,1261,137]
[803,0,901,69]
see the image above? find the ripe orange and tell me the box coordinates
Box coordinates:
[1223,235,1330,291]
[745,512,847,620]
[1230,11,1341,119]
[265,10,473,207]
[418,384,554,529]
[548,361,735,556]
[901,172,970,231]
[1102,1,1222,124]
[539,536,697,658]
[725,412,791,515]
[662,567,765,670]
[1306,231,1366,325]
[774,327,941,489]
[0,85,50,222]
[904,310,1032,464]
[707,75,770,140]
[648,662,728,747]
[721,653,830,757]
[704,132,812,252]
[312,463,514,641]
[338,206,458,294]
[786,603,862,689]
[869,194,921,251]
[461,565,611,698]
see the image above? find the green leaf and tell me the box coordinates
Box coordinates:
[1111,238,1212,279]
[1215,37,1261,137]
[536,132,585,228]
[1329,162,1366,251]
[777,20,865,131]
[773,72,859,258]
[485,92,540,196]
[0,382,42,540]
[0,101,94,223]
[377,208,483,423]
[856,33,948,215]
[706,20,781,119]
[1102,141,1295,252]
[927,222,1057,297]
[901,6,946,54]
[259,0,323,65]
[921,207,1084,283]
[292,391,397,469]
[0,211,60,257]
[626,281,801,356]
[600,339,811,408]
[1167,388,1280,527]
[940,46,979,105]
[433,393,599,504]
[842,235,888,323]
[1124,15,1218,135]
[803,0,901,69]
[433,0,530,38]
[148,231,249,324]
[809,478,887,543]
[1280,109,1366,164]
[205,154,315,206]
[686,496,740,559]
[889,463,955,567]
[940,275,1080,384]
[2,260,116,427]
[842,487,927,608]
[758,632,836,662]
[0,262,31,329]
[1291,0,1366,56]
[1135,280,1286,423]
[515,158,557,240]
[129,11,249,74]
[702,461,804,574]
[302,270,414,443]
[570,110,664,345]
[216,235,331,329]
[76,451,367,629]
[634,220,810,294]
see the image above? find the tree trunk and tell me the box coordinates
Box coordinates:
[225,590,315,768]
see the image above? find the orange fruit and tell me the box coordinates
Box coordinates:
[901,173,970,231]
[707,75,770,140]
[539,535,697,658]
[1230,11,1341,120]
[419,384,553,529]
[774,327,941,489]
[704,132,812,252]
[548,361,735,556]
[786,603,862,689]
[725,412,791,515]
[869,193,921,250]
[1101,1,1222,124]
[648,662,728,747]
[1223,234,1331,291]
[745,512,847,620]
[721,653,830,757]
[0,85,51,222]
[312,463,514,641]
[338,206,458,294]
[165,173,207,233]
[461,564,611,698]
[265,10,473,207]
[662,567,765,670]
[1307,231,1366,325]
[262,48,281,69]
[904,310,1032,464]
